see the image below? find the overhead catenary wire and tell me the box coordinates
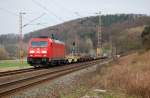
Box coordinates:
[48,0,79,17]
[23,13,46,27]
[0,7,52,32]
[32,0,64,22]
[50,0,94,18]
[49,0,72,13]
[0,7,18,16]
[48,0,83,18]
[0,7,38,22]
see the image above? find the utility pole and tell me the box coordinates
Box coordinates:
[109,32,117,60]
[75,35,79,56]
[19,12,25,64]
[18,12,45,64]
[109,32,113,59]
[96,11,102,57]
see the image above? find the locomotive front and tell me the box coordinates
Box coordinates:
[27,38,51,66]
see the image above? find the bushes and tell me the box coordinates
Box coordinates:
[103,66,150,98]
[98,52,150,98]
[0,46,9,60]
[141,25,150,50]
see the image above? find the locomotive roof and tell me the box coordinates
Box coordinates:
[52,39,65,45]
[30,37,65,45]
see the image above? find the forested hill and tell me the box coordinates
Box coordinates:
[24,14,150,52]
[24,14,147,42]
[0,14,150,59]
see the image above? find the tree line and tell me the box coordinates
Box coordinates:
[0,14,150,60]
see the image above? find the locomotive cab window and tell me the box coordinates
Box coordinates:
[31,41,48,47]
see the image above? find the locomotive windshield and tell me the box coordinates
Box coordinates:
[31,41,48,47]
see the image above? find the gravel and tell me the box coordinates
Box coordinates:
[2,62,104,98]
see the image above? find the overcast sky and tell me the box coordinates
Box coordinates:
[0,0,150,35]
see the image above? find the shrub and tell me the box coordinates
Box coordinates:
[0,46,9,60]
[141,25,150,50]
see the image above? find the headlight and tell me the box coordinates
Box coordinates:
[29,50,35,53]
[41,51,47,54]
[43,55,47,57]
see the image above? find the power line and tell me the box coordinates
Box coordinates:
[23,13,46,27]
[74,12,82,17]
[49,0,95,18]
[32,0,64,22]
[0,7,18,16]
[0,7,35,22]
[26,23,47,26]
[48,0,83,18]
[49,0,76,16]
[0,7,47,25]
[45,0,74,19]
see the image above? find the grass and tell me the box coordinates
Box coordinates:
[60,86,88,98]
[0,60,29,68]
[59,50,150,98]
[58,71,133,98]
[97,50,150,98]
[59,83,133,98]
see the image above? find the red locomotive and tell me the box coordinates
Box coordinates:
[27,36,66,67]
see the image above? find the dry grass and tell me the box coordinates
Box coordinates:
[40,51,150,98]
[97,51,150,98]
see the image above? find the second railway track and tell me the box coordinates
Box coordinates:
[0,68,36,77]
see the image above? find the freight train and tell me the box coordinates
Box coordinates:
[27,36,94,68]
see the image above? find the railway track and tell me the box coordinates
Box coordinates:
[0,68,36,77]
[0,59,108,97]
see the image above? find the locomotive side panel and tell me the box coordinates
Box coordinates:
[51,41,65,60]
